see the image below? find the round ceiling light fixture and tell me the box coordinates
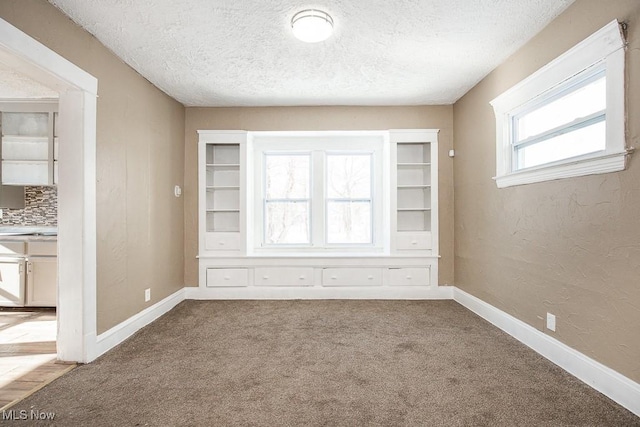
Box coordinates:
[291,9,334,43]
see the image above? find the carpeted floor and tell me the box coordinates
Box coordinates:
[4,300,639,426]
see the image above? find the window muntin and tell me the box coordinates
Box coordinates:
[511,68,607,170]
[263,153,310,245]
[325,153,373,244]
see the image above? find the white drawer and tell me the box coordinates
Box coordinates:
[322,268,383,287]
[389,267,430,286]
[395,232,431,250]
[28,241,57,256]
[205,232,240,251]
[254,267,313,286]
[206,268,248,287]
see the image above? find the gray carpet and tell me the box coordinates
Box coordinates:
[5,300,639,426]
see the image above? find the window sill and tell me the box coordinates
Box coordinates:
[494,150,630,188]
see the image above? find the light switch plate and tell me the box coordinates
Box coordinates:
[145,288,151,302]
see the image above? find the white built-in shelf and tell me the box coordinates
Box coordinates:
[395,140,434,236]
[206,163,240,167]
[206,185,240,189]
[206,209,240,212]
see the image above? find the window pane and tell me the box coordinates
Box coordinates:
[327,154,371,199]
[265,154,309,199]
[516,74,606,141]
[265,201,309,244]
[2,112,48,137]
[327,201,371,244]
[516,120,606,169]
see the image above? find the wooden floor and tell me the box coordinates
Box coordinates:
[0,309,74,409]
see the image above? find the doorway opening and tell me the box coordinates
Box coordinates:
[0,15,98,377]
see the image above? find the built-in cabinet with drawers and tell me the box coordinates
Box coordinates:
[197,129,441,298]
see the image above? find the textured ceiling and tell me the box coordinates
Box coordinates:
[0,62,58,99]
[49,0,574,107]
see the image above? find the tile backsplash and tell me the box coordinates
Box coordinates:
[1,186,57,226]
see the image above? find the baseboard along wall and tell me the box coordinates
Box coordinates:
[91,288,186,361]
[452,287,640,418]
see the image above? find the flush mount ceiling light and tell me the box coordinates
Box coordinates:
[291,9,334,43]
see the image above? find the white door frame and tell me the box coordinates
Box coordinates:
[0,17,98,362]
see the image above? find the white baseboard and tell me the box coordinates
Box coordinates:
[453,287,640,417]
[185,285,454,300]
[90,288,186,361]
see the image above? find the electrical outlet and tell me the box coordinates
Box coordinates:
[546,312,556,332]
[145,288,151,302]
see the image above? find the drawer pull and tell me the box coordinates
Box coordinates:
[223,276,231,280]
[331,276,337,280]
[411,240,418,245]
[298,276,305,280]
[219,241,225,245]
[367,275,374,280]
[406,275,412,280]
[263,276,269,280]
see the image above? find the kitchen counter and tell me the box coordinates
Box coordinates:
[0,235,58,241]
[0,226,57,241]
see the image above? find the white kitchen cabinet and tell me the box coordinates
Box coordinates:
[0,103,58,186]
[0,258,25,306]
[26,256,57,307]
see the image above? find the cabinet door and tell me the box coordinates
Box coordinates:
[26,257,57,307]
[1,111,53,186]
[0,258,25,306]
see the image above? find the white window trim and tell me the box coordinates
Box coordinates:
[247,131,389,256]
[490,20,629,188]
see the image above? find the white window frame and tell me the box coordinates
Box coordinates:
[490,20,628,188]
[247,131,389,256]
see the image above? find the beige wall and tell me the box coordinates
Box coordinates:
[0,1,186,333]
[185,106,454,286]
[453,0,640,382]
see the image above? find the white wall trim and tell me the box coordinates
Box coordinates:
[494,150,629,188]
[91,288,186,361]
[453,287,640,417]
[0,17,99,363]
[186,285,453,300]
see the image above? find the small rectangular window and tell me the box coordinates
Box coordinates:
[490,20,627,188]
[512,69,606,170]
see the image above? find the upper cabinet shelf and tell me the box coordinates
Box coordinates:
[0,103,58,187]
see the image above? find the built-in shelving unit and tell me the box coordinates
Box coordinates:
[199,131,246,254]
[391,130,438,252]
[197,129,441,297]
